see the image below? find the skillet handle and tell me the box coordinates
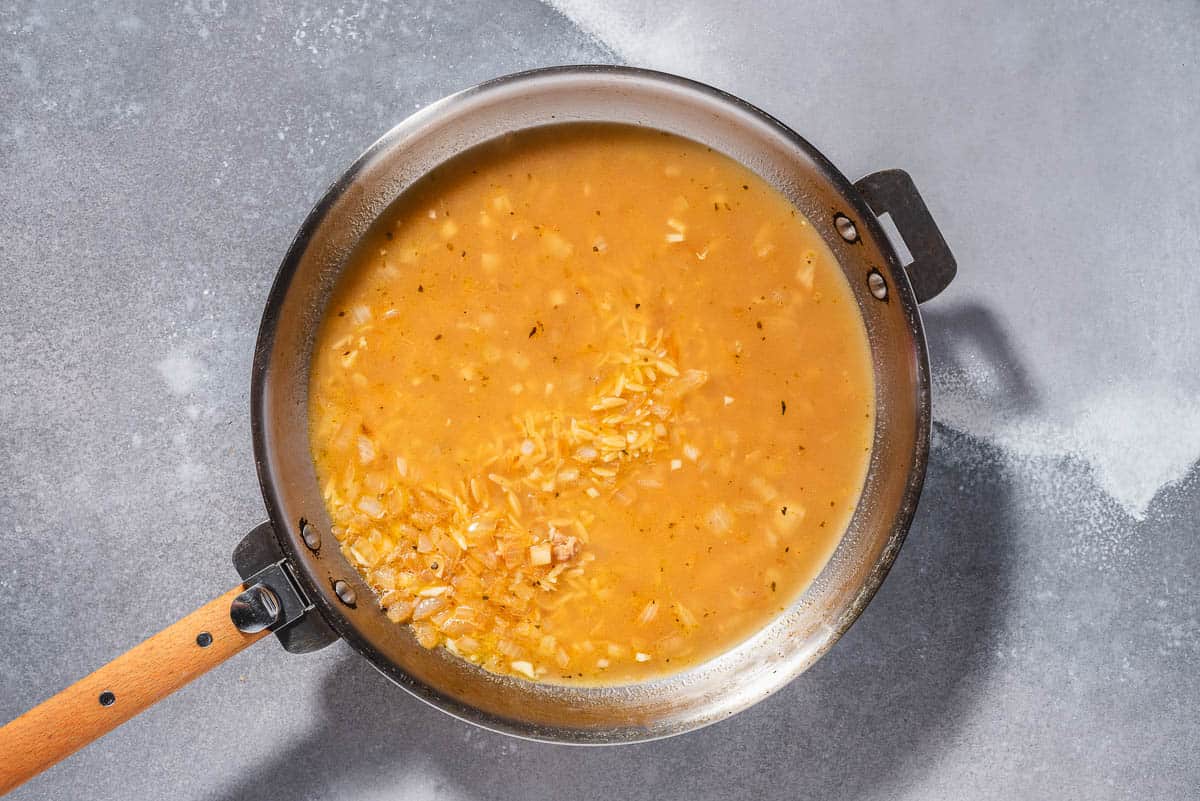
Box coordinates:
[854,169,957,303]
[0,584,272,794]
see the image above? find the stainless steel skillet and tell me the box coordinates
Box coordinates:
[0,65,955,792]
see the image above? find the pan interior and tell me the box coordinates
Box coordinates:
[305,121,876,687]
[253,67,929,743]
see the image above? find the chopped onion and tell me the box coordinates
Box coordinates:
[412,596,448,621]
[356,496,384,519]
[529,542,552,566]
[357,435,376,464]
[510,660,537,679]
[706,504,733,534]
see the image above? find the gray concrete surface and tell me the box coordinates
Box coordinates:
[1,2,1196,799]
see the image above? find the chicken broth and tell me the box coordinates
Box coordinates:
[308,124,874,684]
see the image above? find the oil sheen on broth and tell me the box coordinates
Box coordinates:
[308,124,874,684]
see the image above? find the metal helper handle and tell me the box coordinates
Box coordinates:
[854,169,957,303]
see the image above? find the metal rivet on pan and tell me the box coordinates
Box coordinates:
[99,691,116,707]
[196,631,213,648]
[834,213,858,243]
[300,518,321,551]
[868,270,888,300]
[334,580,357,606]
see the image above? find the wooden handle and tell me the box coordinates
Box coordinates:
[0,585,269,794]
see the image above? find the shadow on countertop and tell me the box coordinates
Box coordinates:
[923,301,1039,416]
[211,311,1023,801]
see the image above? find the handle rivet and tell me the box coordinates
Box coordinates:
[334,580,357,607]
[834,213,858,243]
[300,519,321,551]
[868,270,888,300]
[196,631,213,647]
[98,691,116,707]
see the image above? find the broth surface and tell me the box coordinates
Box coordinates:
[308,124,874,683]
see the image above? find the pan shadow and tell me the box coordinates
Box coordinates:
[212,309,1024,801]
[922,302,1039,415]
